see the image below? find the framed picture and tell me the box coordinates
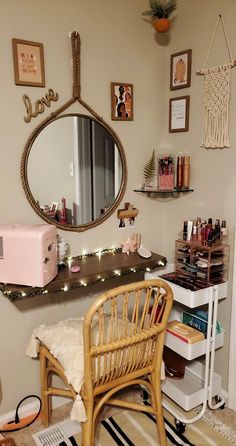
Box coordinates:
[111,82,133,121]
[169,95,190,133]
[170,49,192,90]
[12,38,45,87]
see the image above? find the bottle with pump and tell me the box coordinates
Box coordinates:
[215,219,221,240]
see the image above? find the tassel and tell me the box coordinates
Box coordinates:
[70,395,87,422]
[161,360,165,380]
[26,336,40,358]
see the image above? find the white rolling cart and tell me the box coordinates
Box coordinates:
[146,267,228,433]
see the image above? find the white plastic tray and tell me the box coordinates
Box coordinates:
[146,270,228,308]
[161,361,222,411]
[165,330,224,360]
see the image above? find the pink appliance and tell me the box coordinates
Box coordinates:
[0,224,58,287]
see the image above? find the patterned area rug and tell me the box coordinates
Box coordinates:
[3,396,236,446]
[32,406,235,446]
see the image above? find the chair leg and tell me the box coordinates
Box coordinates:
[40,350,51,427]
[81,400,94,446]
[151,373,167,446]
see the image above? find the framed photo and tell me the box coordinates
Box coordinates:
[12,38,45,87]
[111,82,133,121]
[170,49,192,90]
[169,95,190,133]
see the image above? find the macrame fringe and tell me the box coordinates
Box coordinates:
[201,107,230,149]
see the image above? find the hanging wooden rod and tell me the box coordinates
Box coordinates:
[196,61,236,75]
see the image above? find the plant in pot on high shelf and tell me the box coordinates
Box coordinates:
[142,0,177,33]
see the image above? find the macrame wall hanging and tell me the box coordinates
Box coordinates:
[197,15,236,149]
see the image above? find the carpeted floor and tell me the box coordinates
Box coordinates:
[3,392,236,446]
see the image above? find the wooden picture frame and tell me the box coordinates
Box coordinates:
[12,38,45,87]
[170,49,192,90]
[111,82,133,121]
[169,95,190,133]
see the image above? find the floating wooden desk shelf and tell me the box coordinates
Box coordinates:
[0,250,166,301]
[134,188,194,198]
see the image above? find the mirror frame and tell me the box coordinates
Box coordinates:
[21,112,127,232]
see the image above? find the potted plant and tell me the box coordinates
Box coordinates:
[142,0,177,33]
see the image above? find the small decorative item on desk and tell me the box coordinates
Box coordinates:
[121,236,137,255]
[158,154,175,190]
[132,233,141,249]
[57,235,69,266]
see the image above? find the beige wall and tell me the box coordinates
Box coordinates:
[0,0,235,415]
[0,0,166,414]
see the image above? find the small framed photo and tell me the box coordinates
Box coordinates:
[12,38,45,87]
[170,49,192,90]
[111,82,133,121]
[169,95,190,133]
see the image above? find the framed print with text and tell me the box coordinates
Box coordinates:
[111,82,133,121]
[170,49,192,90]
[12,38,45,87]
[169,95,190,133]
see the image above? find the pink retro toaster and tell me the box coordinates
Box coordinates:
[0,224,58,287]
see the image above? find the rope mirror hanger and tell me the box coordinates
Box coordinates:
[21,31,127,233]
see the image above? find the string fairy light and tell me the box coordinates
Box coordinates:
[1,247,166,301]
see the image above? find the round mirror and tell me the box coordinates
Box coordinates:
[21,114,127,232]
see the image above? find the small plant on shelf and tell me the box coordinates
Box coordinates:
[142,0,177,33]
[143,149,156,189]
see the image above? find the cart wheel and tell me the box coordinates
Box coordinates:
[175,419,186,434]
[214,395,225,409]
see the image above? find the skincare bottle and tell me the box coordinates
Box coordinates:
[215,219,221,240]
[187,220,193,242]
[183,220,188,241]
[182,157,190,189]
[221,220,228,243]
[192,220,197,243]
[206,218,213,243]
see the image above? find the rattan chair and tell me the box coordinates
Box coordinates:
[39,279,173,446]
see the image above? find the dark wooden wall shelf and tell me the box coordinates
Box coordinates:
[0,250,166,301]
[134,188,194,198]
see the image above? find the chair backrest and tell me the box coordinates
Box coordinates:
[83,279,173,394]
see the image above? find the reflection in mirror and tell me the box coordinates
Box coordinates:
[27,114,124,228]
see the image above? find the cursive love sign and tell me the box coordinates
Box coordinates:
[23,88,59,122]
